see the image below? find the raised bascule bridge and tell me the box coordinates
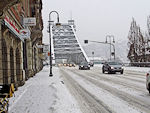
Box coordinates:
[51,20,89,64]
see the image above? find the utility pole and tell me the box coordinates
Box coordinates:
[106,35,115,60]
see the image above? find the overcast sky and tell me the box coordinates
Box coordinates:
[42,0,150,44]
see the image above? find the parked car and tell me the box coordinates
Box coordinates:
[146,71,150,93]
[102,61,124,74]
[79,62,90,70]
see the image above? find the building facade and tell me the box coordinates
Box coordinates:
[0,0,43,88]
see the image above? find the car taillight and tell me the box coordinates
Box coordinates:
[146,73,149,77]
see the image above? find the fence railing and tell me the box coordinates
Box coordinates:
[123,62,150,67]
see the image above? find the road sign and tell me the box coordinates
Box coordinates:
[43,45,49,53]
[23,18,36,26]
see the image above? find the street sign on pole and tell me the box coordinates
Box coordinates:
[23,18,36,26]
[43,45,49,53]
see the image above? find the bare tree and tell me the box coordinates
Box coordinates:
[127,18,145,62]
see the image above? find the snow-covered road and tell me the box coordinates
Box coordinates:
[60,67,150,113]
[8,65,150,113]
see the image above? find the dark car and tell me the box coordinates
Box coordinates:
[79,62,90,70]
[102,61,124,74]
[146,71,150,93]
[88,62,94,67]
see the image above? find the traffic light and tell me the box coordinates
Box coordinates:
[84,40,88,44]
[111,52,115,56]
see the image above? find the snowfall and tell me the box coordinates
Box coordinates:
[8,65,150,113]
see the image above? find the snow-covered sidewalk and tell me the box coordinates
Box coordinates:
[9,66,81,113]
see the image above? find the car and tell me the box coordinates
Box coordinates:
[79,62,90,70]
[102,61,124,74]
[63,63,67,66]
[69,62,76,67]
[57,64,63,67]
[146,71,150,93]
[88,62,94,67]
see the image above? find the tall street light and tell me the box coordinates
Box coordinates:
[106,35,115,60]
[48,11,60,77]
[92,51,94,63]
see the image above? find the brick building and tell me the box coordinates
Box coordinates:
[0,0,43,88]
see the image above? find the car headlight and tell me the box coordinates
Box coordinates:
[121,67,124,69]
[111,67,114,69]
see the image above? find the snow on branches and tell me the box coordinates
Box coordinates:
[127,18,148,62]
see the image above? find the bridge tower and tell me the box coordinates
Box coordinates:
[51,20,89,64]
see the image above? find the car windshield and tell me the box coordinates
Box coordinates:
[81,62,88,65]
[107,62,122,65]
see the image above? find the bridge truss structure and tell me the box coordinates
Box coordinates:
[51,20,89,64]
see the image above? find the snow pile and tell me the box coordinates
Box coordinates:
[124,66,150,73]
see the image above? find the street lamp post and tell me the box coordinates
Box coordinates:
[48,11,60,77]
[106,35,115,60]
[92,51,94,63]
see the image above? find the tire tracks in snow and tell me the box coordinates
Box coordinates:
[66,68,150,113]
[88,69,146,92]
[60,68,113,113]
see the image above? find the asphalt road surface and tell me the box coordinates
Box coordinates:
[59,66,150,113]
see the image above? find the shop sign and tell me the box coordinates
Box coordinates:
[4,16,24,41]
[23,17,36,26]
[20,29,31,39]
